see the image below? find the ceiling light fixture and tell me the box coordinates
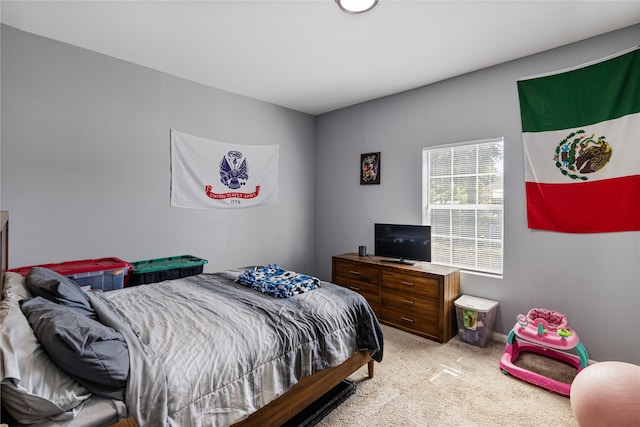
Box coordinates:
[336,0,379,14]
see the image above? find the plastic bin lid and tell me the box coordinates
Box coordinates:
[130,255,208,274]
[454,295,499,312]
[9,257,131,277]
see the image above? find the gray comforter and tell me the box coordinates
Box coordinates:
[87,269,383,427]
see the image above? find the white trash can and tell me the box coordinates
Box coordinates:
[454,295,499,347]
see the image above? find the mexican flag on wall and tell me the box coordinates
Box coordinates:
[170,130,279,209]
[518,46,639,233]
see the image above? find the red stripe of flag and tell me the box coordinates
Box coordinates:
[525,174,640,233]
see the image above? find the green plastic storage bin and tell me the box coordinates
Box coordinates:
[129,255,208,286]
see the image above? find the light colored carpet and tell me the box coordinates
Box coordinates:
[318,325,580,427]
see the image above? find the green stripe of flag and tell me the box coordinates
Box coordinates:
[518,48,640,133]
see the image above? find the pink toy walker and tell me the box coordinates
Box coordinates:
[499,308,588,396]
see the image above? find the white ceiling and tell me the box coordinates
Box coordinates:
[2,1,639,115]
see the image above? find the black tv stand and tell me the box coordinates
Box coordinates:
[381,258,415,266]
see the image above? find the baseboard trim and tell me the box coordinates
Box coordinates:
[492,332,508,343]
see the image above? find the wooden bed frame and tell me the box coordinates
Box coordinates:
[0,210,376,426]
[1,211,7,289]
[235,351,374,426]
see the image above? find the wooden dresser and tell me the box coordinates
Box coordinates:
[332,253,460,343]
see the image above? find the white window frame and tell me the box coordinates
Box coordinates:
[422,138,504,277]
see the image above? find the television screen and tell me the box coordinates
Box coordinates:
[374,223,431,265]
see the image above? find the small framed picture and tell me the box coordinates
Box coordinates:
[360,152,380,185]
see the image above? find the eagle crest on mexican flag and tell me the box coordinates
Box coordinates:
[518,47,639,233]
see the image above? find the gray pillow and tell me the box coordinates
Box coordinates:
[0,293,90,424]
[25,267,96,318]
[21,297,129,401]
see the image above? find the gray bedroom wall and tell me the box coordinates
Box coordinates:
[314,24,640,364]
[1,25,316,274]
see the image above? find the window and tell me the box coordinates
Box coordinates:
[422,138,504,276]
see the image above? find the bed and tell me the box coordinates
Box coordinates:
[0,211,383,426]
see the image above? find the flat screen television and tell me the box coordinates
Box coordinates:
[374,223,431,265]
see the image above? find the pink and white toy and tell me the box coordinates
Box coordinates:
[499,308,588,396]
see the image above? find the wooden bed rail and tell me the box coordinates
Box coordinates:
[1,211,8,289]
[233,350,374,426]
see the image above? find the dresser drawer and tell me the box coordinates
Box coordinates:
[334,260,380,287]
[339,278,380,310]
[341,281,379,301]
[380,303,439,337]
[381,291,438,318]
[381,271,440,299]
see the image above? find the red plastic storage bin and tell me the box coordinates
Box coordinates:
[10,257,131,292]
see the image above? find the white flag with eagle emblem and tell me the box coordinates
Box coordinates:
[518,46,639,233]
[170,130,279,209]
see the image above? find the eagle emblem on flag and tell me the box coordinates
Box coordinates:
[220,150,248,189]
[554,130,612,181]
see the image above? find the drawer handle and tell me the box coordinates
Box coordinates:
[349,271,361,276]
[401,317,414,323]
[401,299,414,306]
[349,286,361,291]
[400,281,414,287]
